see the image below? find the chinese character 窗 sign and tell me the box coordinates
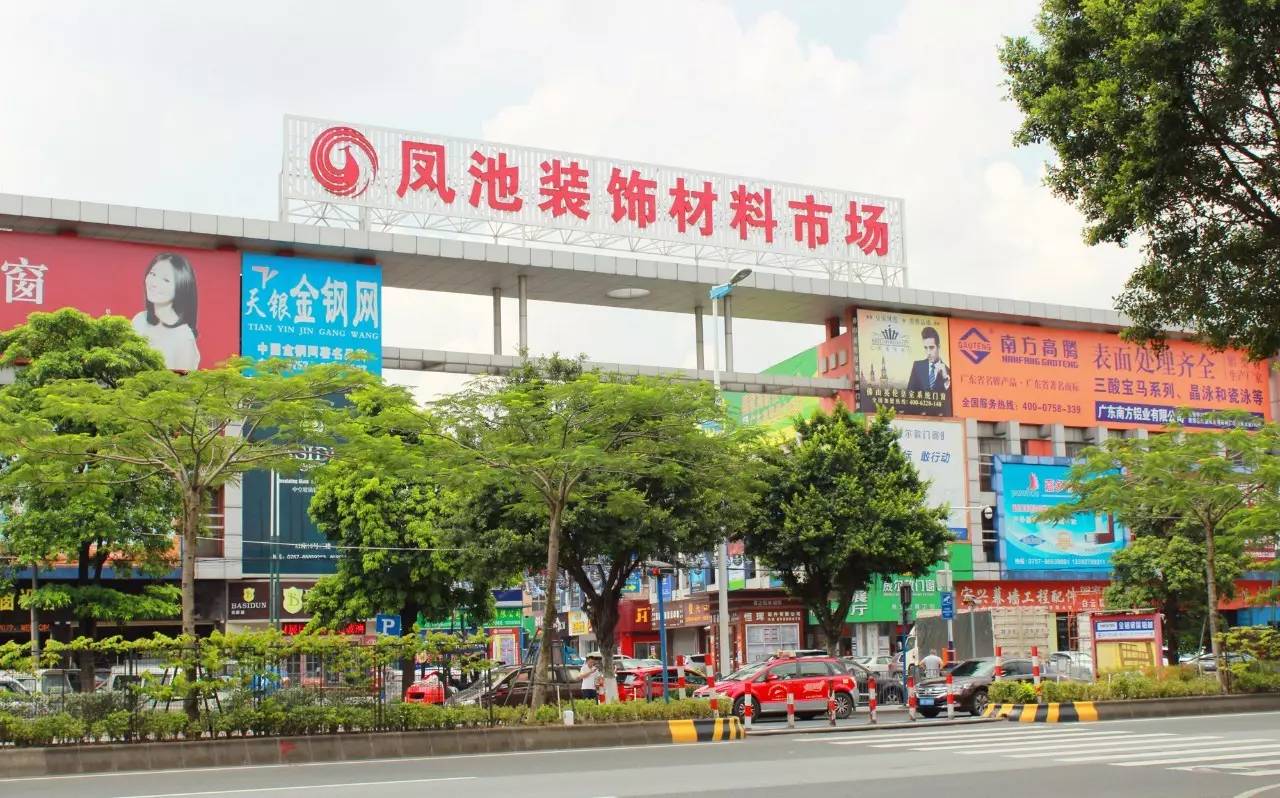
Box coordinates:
[949,318,1270,429]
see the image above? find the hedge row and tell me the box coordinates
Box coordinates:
[0,698,717,747]
[987,663,1280,704]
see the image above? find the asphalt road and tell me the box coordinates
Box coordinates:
[5,711,1280,798]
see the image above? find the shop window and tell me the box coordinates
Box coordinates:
[746,624,799,665]
[1055,613,1080,651]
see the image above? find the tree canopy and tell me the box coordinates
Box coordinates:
[746,406,952,655]
[0,356,373,638]
[1040,418,1280,685]
[0,310,180,687]
[1000,0,1280,357]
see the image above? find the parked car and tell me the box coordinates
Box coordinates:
[692,656,858,720]
[914,657,1073,717]
[445,665,586,707]
[404,673,449,705]
[1046,650,1094,681]
[1187,652,1254,673]
[616,666,708,701]
[768,649,829,660]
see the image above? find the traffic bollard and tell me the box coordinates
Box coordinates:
[743,696,754,730]
[945,672,955,720]
[786,691,796,728]
[907,675,917,722]
[676,655,687,700]
[868,675,878,724]
[827,685,836,727]
[994,646,1003,680]
[710,695,719,717]
[1032,646,1042,700]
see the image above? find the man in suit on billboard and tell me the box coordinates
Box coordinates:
[906,326,951,398]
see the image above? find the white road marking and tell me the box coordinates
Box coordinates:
[1061,740,1280,763]
[873,730,1139,750]
[113,776,475,798]
[1232,783,1280,798]
[1004,736,1224,758]
[1113,745,1280,767]
[820,727,1090,746]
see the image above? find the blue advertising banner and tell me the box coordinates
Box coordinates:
[241,254,382,374]
[995,456,1127,577]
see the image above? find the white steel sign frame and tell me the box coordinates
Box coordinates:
[280,116,907,286]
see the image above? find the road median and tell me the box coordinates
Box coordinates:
[0,718,744,779]
[983,692,1280,723]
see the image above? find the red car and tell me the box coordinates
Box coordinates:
[692,656,858,720]
[616,666,709,701]
[404,673,448,705]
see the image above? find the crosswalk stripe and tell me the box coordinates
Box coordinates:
[1228,768,1280,776]
[818,728,1083,745]
[863,731,1128,749]
[1005,735,1222,758]
[1112,744,1280,767]
[1193,761,1280,771]
[936,732,1174,755]
[1060,739,1280,763]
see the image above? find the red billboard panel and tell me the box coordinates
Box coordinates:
[0,232,240,370]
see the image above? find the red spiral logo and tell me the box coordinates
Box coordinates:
[309,126,378,197]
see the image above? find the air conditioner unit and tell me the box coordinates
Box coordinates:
[993,422,1009,438]
[1037,424,1053,438]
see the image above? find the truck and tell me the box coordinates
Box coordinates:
[905,607,1058,678]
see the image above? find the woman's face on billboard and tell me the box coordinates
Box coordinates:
[145,258,177,305]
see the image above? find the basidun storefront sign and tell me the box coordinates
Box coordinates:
[282,116,904,268]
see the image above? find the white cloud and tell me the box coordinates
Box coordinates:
[0,0,1141,400]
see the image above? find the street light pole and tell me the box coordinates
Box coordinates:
[709,268,750,680]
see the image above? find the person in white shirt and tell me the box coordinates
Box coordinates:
[921,649,944,679]
[132,252,201,371]
[579,653,603,700]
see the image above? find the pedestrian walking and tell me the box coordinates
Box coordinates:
[922,649,943,679]
[579,652,603,701]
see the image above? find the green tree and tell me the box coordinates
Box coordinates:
[1039,419,1280,687]
[1000,0,1280,357]
[747,406,952,655]
[366,356,742,708]
[0,309,180,688]
[304,385,533,693]
[0,357,372,641]
[1105,529,1246,664]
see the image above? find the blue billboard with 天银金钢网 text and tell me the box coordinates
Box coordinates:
[241,253,382,374]
[995,456,1127,577]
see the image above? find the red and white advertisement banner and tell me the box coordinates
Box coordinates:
[0,232,241,370]
[955,581,1110,613]
[283,116,904,268]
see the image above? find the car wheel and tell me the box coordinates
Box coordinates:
[732,696,752,720]
[919,708,941,719]
[970,689,989,717]
[834,691,855,719]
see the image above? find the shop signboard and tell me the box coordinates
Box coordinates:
[816,543,974,624]
[892,418,968,540]
[949,317,1270,429]
[227,580,316,621]
[995,457,1127,577]
[242,455,340,576]
[1091,612,1162,674]
[0,232,241,371]
[241,253,382,375]
[856,310,952,417]
[284,116,904,271]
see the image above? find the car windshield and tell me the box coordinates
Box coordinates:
[948,660,996,678]
[723,663,768,682]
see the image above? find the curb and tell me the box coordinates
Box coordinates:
[982,692,1280,723]
[747,717,1000,737]
[0,719,741,779]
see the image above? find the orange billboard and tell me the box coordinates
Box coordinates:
[949,318,1271,429]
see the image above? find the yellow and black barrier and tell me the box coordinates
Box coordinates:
[982,701,1098,723]
[668,716,745,743]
